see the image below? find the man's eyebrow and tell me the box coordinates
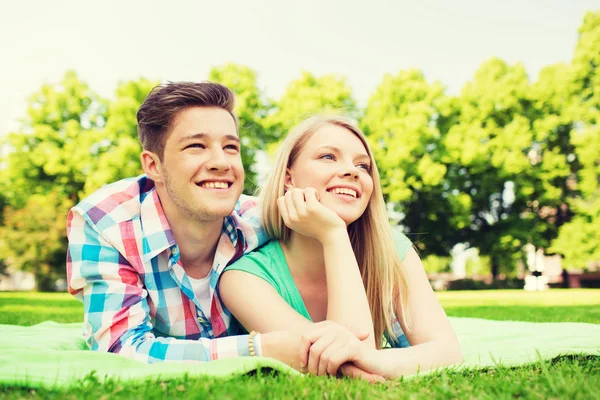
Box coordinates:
[316,145,370,160]
[179,133,240,143]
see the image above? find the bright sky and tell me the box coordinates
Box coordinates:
[0,0,598,136]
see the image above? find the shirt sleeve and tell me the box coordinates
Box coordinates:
[67,208,253,363]
[392,229,413,261]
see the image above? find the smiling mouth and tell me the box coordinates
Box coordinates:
[328,187,358,198]
[196,181,232,189]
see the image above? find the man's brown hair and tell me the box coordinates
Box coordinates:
[137,81,237,159]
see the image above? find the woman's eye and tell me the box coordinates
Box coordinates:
[357,163,371,171]
[320,153,335,161]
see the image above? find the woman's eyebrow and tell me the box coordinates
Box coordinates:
[316,145,369,160]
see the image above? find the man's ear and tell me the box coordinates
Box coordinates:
[284,169,295,192]
[141,150,163,183]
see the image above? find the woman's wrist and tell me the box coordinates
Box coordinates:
[318,226,350,247]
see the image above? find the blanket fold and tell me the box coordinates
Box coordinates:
[0,317,598,388]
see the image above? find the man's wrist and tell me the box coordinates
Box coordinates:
[253,333,263,357]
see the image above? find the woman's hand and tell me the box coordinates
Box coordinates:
[277,187,346,243]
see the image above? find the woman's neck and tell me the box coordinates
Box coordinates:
[279,232,327,283]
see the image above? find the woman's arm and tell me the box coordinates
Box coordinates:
[280,188,376,346]
[318,247,463,378]
[219,270,378,380]
[220,270,314,334]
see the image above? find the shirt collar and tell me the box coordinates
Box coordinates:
[140,187,177,263]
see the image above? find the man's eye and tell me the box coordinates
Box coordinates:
[186,143,205,149]
[320,153,335,161]
[224,144,240,152]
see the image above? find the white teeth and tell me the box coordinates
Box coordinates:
[201,182,229,189]
[331,188,357,197]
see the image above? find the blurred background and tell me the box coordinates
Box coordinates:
[0,0,598,292]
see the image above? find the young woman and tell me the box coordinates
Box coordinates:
[219,116,462,379]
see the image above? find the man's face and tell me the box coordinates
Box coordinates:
[156,106,244,222]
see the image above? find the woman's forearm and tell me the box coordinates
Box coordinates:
[366,339,463,378]
[321,230,375,347]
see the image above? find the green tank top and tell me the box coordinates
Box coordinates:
[224,230,413,323]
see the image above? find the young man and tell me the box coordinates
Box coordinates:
[67,82,297,364]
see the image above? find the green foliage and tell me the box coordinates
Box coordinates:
[0,193,73,290]
[81,78,156,196]
[266,72,358,142]
[421,254,451,274]
[361,69,454,255]
[550,10,600,269]
[550,194,600,270]
[0,73,154,288]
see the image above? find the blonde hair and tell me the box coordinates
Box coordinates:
[260,115,411,348]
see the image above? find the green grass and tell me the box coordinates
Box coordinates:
[1,289,599,399]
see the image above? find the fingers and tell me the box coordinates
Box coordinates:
[326,345,355,376]
[298,321,335,368]
[340,364,385,383]
[284,189,300,221]
[304,187,320,210]
[307,332,337,376]
[290,188,307,217]
[319,339,347,376]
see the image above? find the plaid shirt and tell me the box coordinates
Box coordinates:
[67,175,267,363]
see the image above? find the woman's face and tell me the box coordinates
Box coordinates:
[286,123,374,225]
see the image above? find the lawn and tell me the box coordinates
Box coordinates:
[1,289,599,399]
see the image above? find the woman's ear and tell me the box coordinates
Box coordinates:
[284,169,295,192]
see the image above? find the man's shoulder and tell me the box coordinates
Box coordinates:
[72,175,155,229]
[230,194,268,250]
[233,194,259,215]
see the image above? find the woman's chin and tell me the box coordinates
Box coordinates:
[334,211,361,227]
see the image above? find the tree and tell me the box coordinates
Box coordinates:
[0,71,107,288]
[361,69,459,256]
[0,70,107,209]
[266,72,358,141]
[209,64,273,194]
[81,78,156,196]
[0,73,156,289]
[550,10,600,269]
[0,193,73,290]
[445,58,572,278]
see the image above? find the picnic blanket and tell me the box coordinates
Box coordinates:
[1,317,598,388]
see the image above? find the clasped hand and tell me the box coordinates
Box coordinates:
[298,321,383,382]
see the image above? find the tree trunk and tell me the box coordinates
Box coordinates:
[35,273,57,292]
[491,257,500,281]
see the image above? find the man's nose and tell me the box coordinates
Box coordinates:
[206,149,231,171]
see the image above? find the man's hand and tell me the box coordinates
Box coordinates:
[261,330,306,371]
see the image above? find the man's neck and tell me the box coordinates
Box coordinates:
[158,192,224,279]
